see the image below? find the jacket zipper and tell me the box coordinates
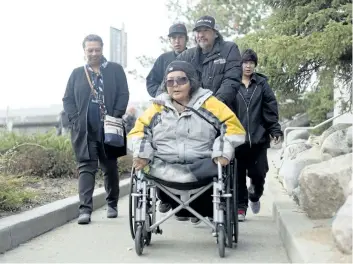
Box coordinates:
[238,85,257,148]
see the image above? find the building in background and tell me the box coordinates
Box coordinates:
[110,25,127,68]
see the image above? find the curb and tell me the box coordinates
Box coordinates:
[0,178,130,254]
[267,152,350,263]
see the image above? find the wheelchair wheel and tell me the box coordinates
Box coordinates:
[135,224,144,256]
[217,225,226,258]
[144,214,152,246]
[129,173,137,239]
[232,161,239,244]
[226,171,234,248]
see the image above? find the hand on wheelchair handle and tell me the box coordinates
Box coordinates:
[213,157,229,167]
[133,157,149,171]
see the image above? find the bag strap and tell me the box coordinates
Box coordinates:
[174,99,221,135]
[83,65,108,117]
[83,65,97,98]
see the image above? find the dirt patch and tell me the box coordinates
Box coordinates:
[0,173,129,219]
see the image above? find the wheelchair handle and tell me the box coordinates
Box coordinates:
[217,161,222,177]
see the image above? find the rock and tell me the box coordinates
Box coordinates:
[287,130,310,145]
[299,153,352,219]
[292,186,300,206]
[321,128,352,158]
[281,113,310,131]
[320,123,352,146]
[347,126,352,148]
[306,134,321,147]
[332,195,352,254]
[282,141,310,160]
[345,180,352,198]
[280,146,323,195]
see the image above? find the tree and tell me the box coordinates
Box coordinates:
[131,0,267,80]
[236,0,352,122]
[166,0,269,38]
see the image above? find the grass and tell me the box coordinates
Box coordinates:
[0,175,38,212]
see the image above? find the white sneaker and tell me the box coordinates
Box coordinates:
[250,201,261,214]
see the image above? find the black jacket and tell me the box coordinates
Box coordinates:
[146,51,179,97]
[234,73,282,148]
[176,38,242,112]
[63,62,129,162]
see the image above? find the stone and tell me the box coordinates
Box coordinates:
[299,153,352,219]
[320,123,352,146]
[321,129,352,158]
[332,195,352,254]
[292,186,300,206]
[282,141,310,161]
[306,134,321,147]
[347,126,352,148]
[280,146,322,195]
[286,130,310,145]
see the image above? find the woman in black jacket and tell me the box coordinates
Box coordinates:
[63,34,129,224]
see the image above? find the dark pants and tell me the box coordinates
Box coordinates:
[235,144,269,211]
[78,140,119,214]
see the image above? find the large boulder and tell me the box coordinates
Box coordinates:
[332,195,352,254]
[320,123,352,146]
[299,153,352,219]
[286,130,310,145]
[321,128,352,158]
[280,146,323,195]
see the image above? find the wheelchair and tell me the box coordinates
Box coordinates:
[128,159,238,258]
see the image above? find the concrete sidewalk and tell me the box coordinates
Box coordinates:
[0,174,288,263]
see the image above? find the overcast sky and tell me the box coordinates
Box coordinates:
[0,0,177,110]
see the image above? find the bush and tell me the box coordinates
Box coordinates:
[0,175,36,211]
[0,130,132,178]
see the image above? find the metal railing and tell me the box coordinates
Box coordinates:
[283,111,351,147]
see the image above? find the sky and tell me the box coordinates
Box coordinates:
[0,0,175,110]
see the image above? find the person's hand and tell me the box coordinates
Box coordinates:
[270,134,282,145]
[213,157,230,166]
[133,158,149,171]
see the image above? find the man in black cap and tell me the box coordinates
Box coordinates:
[176,15,242,113]
[146,23,188,98]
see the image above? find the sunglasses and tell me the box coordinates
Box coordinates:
[165,76,189,87]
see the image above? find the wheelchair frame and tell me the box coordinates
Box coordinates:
[129,159,238,258]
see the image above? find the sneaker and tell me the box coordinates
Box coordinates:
[190,217,201,225]
[158,202,171,213]
[107,206,118,218]
[77,213,91,225]
[250,200,261,214]
[175,216,189,221]
[238,209,246,222]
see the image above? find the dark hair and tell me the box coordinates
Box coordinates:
[82,34,104,49]
[242,48,258,66]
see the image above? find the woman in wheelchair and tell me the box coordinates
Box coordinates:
[128,60,245,225]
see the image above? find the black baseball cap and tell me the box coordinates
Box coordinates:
[193,15,216,31]
[168,23,187,37]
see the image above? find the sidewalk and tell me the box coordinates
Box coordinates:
[0,153,289,263]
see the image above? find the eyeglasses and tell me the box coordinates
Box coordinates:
[165,76,189,87]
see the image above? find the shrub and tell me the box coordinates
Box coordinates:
[0,175,36,212]
[0,130,132,178]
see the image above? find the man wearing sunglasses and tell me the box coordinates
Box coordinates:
[146,23,188,98]
[176,15,242,114]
